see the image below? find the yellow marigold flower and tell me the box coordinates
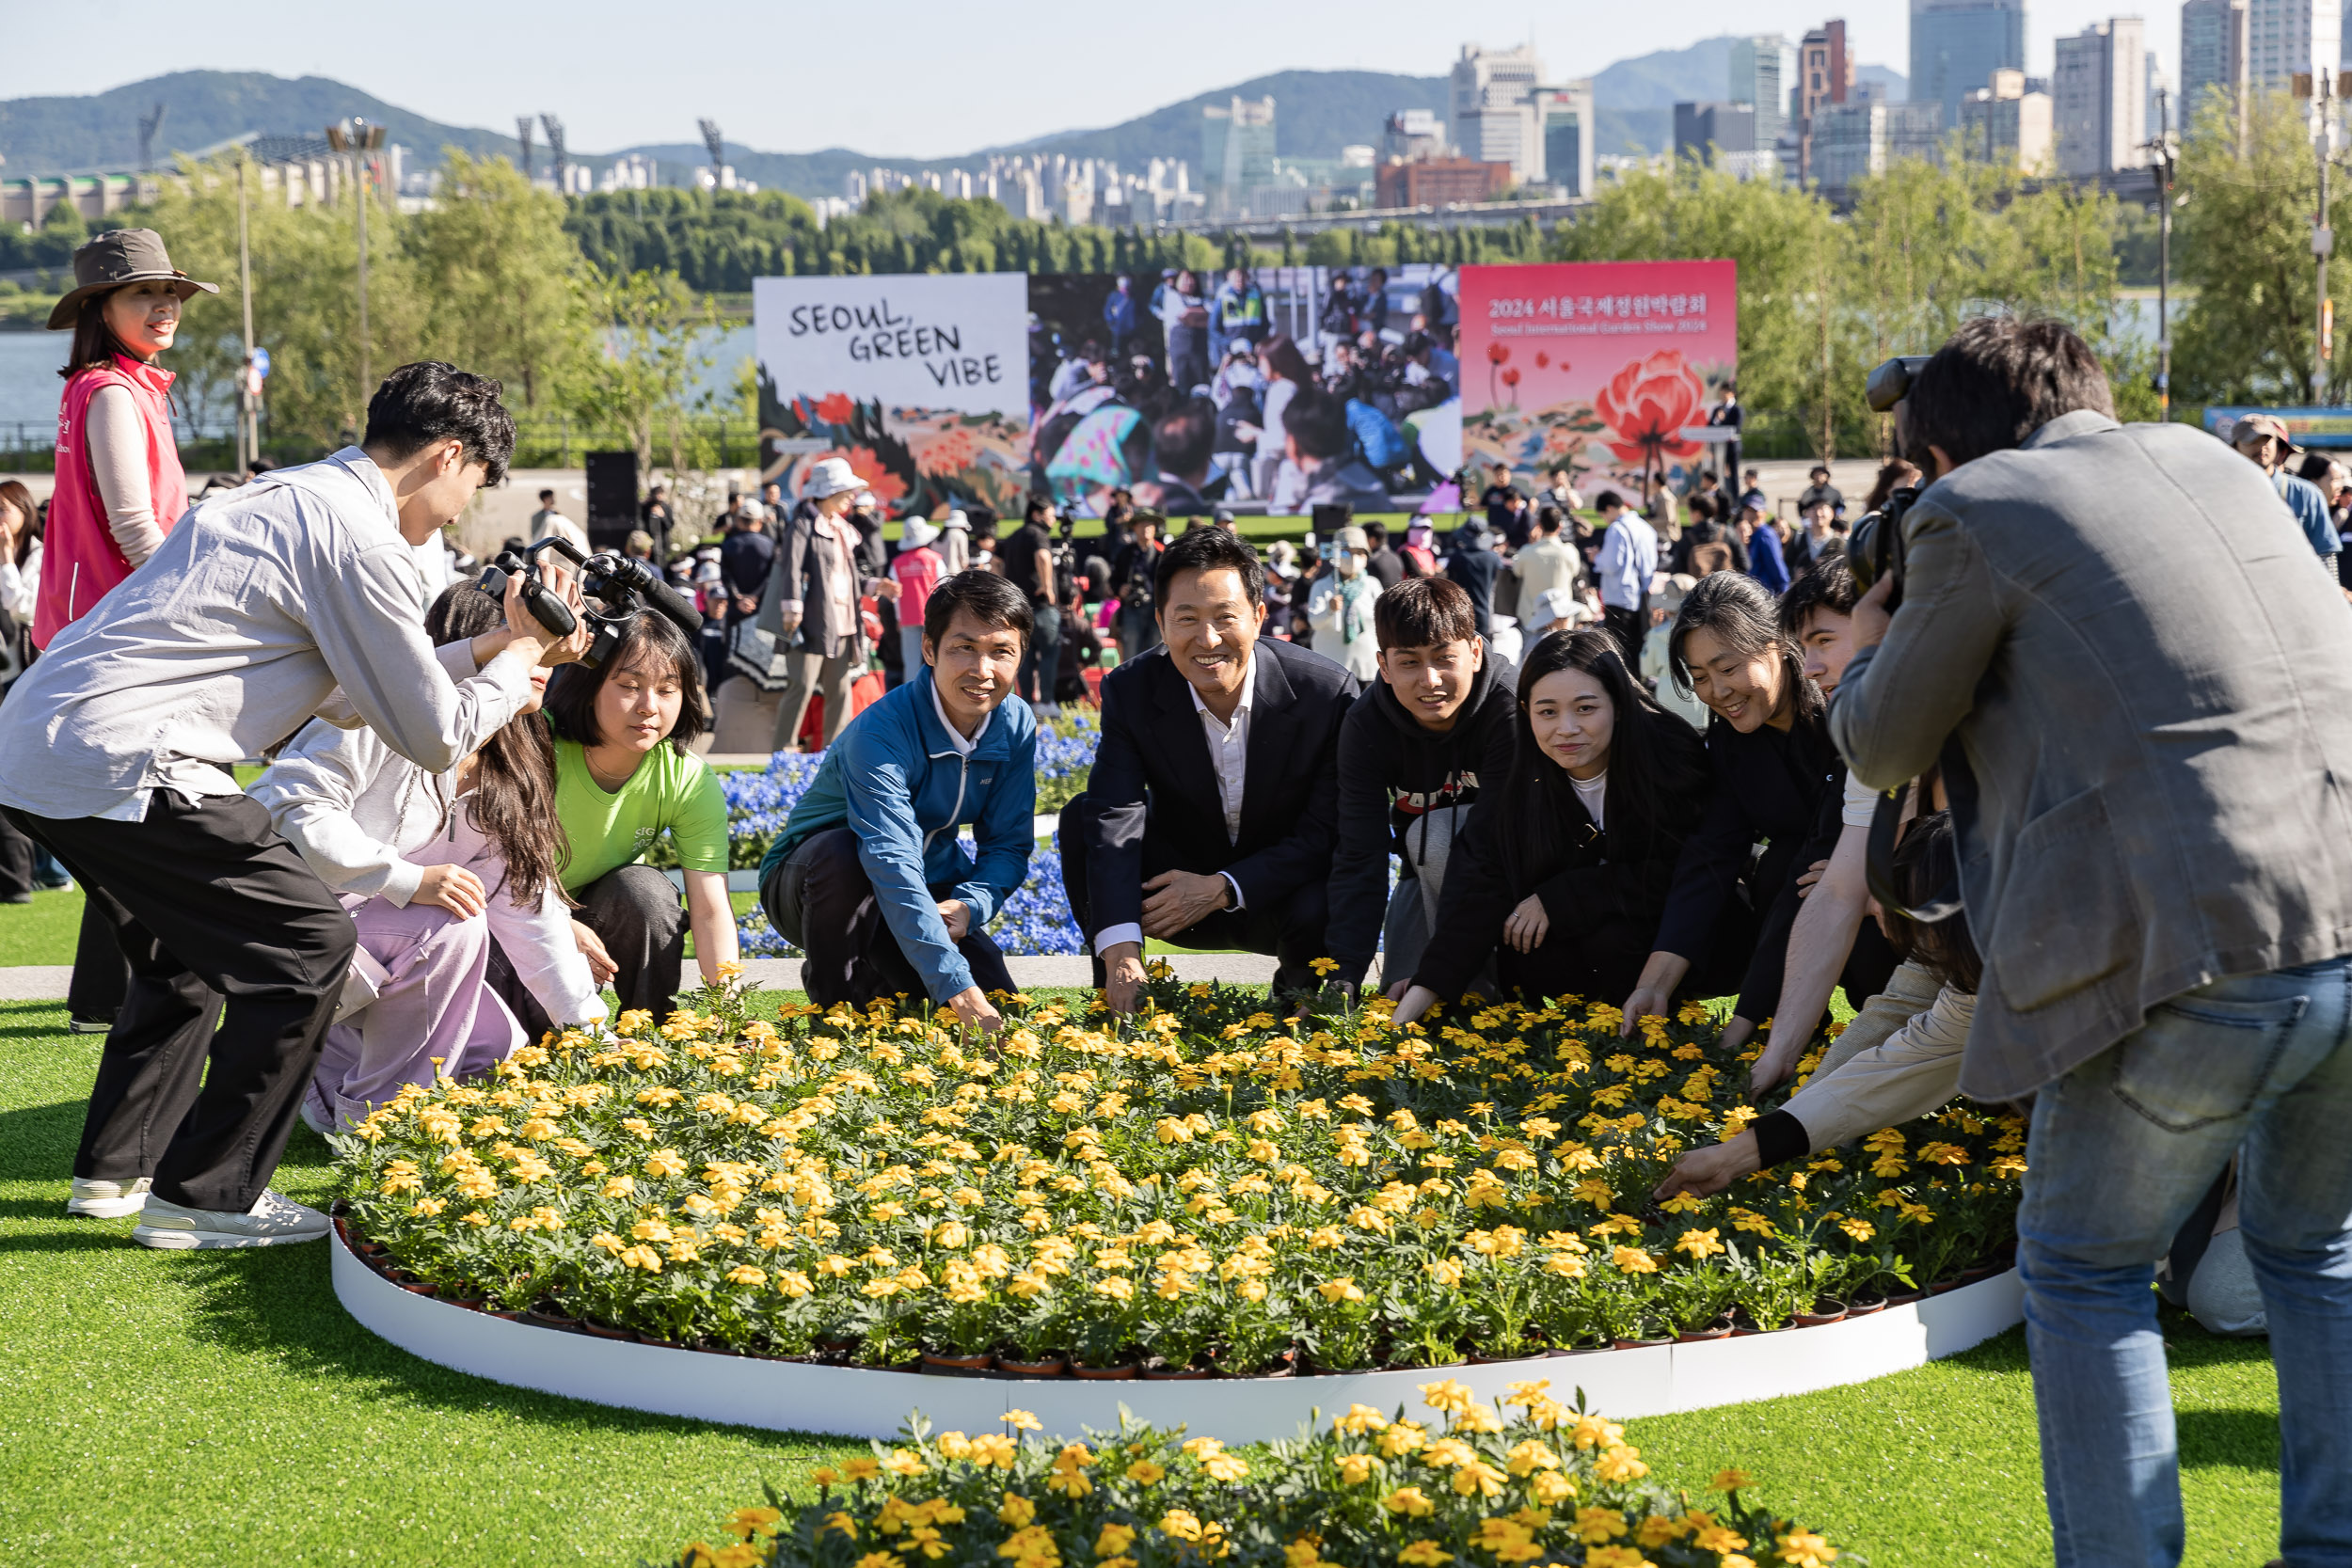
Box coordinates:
[1334,1402,1391,1434]
[881,1449,926,1477]
[1396,1544,1453,1567]
[1504,1440,1560,1476]
[1576,1506,1629,1544]
[1202,1453,1248,1482]
[841,1458,882,1483]
[852,1553,900,1568]
[1583,1549,1652,1568]
[1777,1529,1838,1567]
[1095,1524,1136,1558]
[968,1434,1018,1468]
[1674,1227,1725,1259]
[1157,1510,1207,1542]
[996,1494,1038,1527]
[1611,1245,1660,1275]
[724,1265,766,1287]
[643,1148,688,1180]
[1310,957,1340,975]
[1450,1458,1506,1497]
[1420,1378,1475,1414]
[1712,1467,1753,1493]
[1530,1471,1576,1506]
[728,1506,785,1540]
[1315,1277,1365,1304]
[1336,1453,1380,1485]
[1004,1409,1042,1432]
[1638,1515,1690,1548]
[1695,1525,1751,1553]
[819,1509,857,1535]
[616,1244,662,1273]
[1384,1486,1437,1518]
[1378,1421,1430,1458]
[1283,1541,1323,1568]
[1124,1459,1167,1484]
[1594,1445,1649,1483]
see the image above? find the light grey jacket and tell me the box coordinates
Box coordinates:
[1831,410,2352,1100]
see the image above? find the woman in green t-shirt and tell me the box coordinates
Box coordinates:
[501,611,737,1033]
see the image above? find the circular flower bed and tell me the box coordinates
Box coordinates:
[669,1390,1847,1568]
[332,972,2024,1371]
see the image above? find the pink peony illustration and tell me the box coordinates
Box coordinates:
[1594,350,1706,467]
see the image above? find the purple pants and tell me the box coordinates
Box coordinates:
[304,898,523,1132]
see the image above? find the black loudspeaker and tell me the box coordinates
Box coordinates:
[584,450,640,552]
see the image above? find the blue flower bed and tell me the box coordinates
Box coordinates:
[723,709,1099,958]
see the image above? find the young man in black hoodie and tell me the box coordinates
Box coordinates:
[1325,576,1518,997]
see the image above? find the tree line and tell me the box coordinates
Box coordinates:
[33,103,2333,466]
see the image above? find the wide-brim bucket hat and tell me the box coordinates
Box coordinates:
[48,229,218,330]
[803,456,863,499]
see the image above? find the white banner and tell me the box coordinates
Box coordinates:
[754,274,1028,420]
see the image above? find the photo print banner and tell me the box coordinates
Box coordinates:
[1456,259,1738,488]
[1025,263,1462,515]
[755,273,1031,516]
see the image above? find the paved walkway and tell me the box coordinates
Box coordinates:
[0,952,1293,1003]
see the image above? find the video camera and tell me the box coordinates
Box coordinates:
[1847,354,1930,611]
[474,535,704,670]
[1847,353,1963,927]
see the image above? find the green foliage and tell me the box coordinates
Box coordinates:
[2173,89,2338,404]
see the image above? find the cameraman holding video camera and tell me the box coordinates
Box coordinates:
[1831,317,2352,1568]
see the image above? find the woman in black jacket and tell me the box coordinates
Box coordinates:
[1618,573,1844,1048]
[1394,628,1712,1022]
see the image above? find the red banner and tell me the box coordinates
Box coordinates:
[1457,259,1738,486]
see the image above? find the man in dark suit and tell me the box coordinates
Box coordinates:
[1060,526,1359,1011]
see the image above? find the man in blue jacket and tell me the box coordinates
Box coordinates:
[757,571,1036,1032]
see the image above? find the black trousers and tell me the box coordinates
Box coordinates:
[1602,605,1645,671]
[69,886,134,1021]
[1057,791,1329,999]
[762,826,1015,1008]
[0,808,31,899]
[490,863,684,1038]
[4,794,356,1212]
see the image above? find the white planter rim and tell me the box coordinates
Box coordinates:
[331,1228,2024,1442]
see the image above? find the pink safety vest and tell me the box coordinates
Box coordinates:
[36,354,188,648]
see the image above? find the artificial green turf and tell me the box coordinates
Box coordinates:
[0,991,2291,1568]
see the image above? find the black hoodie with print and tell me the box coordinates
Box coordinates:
[1325,644,1519,988]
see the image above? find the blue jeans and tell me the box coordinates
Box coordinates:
[2018,958,2352,1568]
[1017,601,1061,705]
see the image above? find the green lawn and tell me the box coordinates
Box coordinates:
[0,990,2291,1568]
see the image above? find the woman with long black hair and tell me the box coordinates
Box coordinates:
[1619,572,1845,1045]
[1392,628,1713,1022]
[252,585,607,1129]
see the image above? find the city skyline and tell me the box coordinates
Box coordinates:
[6,0,2202,164]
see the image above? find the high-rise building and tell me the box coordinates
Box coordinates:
[1383,109,1447,163]
[1675,102,1760,164]
[1532,81,1596,196]
[1960,67,2057,168]
[2245,0,2339,100]
[1813,101,1944,193]
[1729,36,1790,148]
[1452,42,1547,182]
[2180,0,2249,129]
[1912,0,2029,130]
[2054,17,2149,176]
[1792,21,1853,183]
[1200,96,1277,215]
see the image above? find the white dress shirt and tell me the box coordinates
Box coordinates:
[1093,652,1256,956]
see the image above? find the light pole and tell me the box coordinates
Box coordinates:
[236,155,256,469]
[2142,88,2175,420]
[326,119,387,412]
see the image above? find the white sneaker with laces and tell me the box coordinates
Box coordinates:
[132,1190,331,1250]
[66,1176,151,1218]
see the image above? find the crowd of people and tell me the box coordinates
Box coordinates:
[6,231,2352,1568]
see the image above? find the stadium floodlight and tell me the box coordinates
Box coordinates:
[516,116,534,180]
[137,102,167,170]
[699,119,724,183]
[541,114,567,194]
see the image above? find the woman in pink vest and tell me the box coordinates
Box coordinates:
[40,229,215,648]
[42,230,215,1040]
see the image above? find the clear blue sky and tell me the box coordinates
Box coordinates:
[19,0,2182,160]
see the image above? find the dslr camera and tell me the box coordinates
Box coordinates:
[475,535,704,669]
[1847,354,1931,610]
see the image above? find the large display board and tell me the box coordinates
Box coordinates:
[1455,259,1739,487]
[753,273,1034,516]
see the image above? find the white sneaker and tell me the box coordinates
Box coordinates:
[66,1176,151,1218]
[132,1190,331,1250]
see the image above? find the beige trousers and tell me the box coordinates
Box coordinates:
[772,645,862,752]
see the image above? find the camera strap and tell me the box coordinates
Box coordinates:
[1864,778,1965,925]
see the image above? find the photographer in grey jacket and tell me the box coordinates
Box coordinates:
[0,363,588,1251]
[1830,317,2352,1568]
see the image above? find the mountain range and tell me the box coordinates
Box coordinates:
[0,47,1910,199]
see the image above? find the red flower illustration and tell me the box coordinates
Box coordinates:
[814,392,855,425]
[1486,342,1511,364]
[914,427,979,478]
[1534,352,1549,369]
[1501,368,1521,387]
[803,446,909,505]
[1594,350,1706,468]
